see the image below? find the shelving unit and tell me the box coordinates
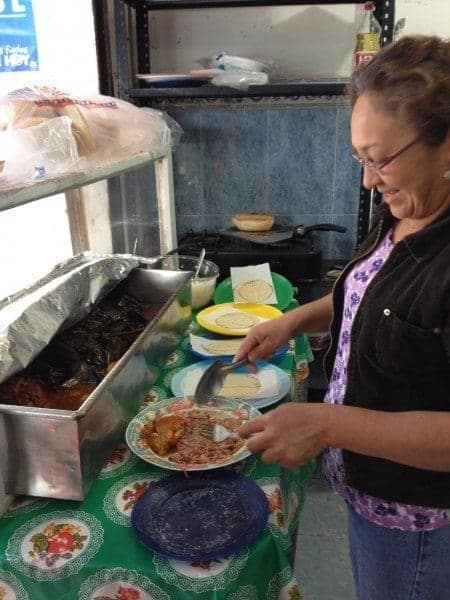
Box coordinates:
[95,0,395,246]
[129,78,349,101]
[124,0,377,7]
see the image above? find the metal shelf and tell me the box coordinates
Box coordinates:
[122,0,366,8]
[130,79,348,100]
[0,150,168,212]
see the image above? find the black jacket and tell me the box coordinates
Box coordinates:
[324,204,450,507]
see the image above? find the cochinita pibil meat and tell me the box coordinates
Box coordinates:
[0,281,160,411]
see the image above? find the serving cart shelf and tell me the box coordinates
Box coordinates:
[0,146,177,254]
[0,149,171,213]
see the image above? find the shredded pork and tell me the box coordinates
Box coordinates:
[140,409,245,467]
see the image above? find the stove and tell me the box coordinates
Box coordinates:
[170,224,346,284]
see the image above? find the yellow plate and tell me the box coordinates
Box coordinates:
[196,302,283,336]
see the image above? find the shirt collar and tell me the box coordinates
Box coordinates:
[374,203,450,263]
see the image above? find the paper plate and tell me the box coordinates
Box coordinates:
[196,302,282,336]
[131,470,269,561]
[188,333,289,361]
[214,272,295,311]
[170,359,291,410]
[125,396,261,471]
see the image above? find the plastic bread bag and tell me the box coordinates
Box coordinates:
[0,86,183,179]
[0,115,79,188]
[65,94,183,164]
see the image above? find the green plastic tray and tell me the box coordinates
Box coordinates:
[213,272,295,311]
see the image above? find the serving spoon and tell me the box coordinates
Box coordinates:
[194,357,249,404]
[193,248,206,279]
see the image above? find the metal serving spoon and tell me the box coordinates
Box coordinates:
[194,357,248,404]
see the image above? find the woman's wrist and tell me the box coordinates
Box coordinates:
[319,404,339,448]
[282,308,304,338]
[287,294,333,337]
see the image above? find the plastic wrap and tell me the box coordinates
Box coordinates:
[212,71,268,91]
[210,52,269,73]
[206,51,270,90]
[0,115,79,185]
[0,86,182,189]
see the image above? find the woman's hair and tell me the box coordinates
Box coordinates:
[347,35,450,146]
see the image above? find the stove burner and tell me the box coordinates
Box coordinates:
[172,225,345,284]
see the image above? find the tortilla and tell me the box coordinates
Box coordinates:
[219,373,261,398]
[215,312,257,329]
[234,279,273,303]
[201,339,243,355]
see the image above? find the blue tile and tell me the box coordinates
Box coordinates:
[176,214,205,238]
[273,213,333,257]
[331,214,359,260]
[204,214,234,233]
[334,106,362,214]
[267,106,336,216]
[168,109,204,216]
[202,108,267,215]
[167,101,362,261]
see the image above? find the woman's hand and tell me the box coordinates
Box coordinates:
[234,313,296,365]
[240,398,450,472]
[234,294,333,366]
[239,403,332,468]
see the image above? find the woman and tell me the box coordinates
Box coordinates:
[236,35,450,599]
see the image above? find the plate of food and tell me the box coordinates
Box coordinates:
[196,302,282,336]
[188,332,289,360]
[131,470,269,561]
[125,396,261,471]
[170,360,291,410]
[214,272,295,311]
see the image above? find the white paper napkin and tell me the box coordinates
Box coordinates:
[182,366,280,399]
[230,263,278,304]
[190,333,244,357]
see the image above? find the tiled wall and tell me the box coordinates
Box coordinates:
[163,97,361,261]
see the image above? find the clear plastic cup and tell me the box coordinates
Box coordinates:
[157,255,220,310]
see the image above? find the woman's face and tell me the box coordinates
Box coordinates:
[351,92,450,222]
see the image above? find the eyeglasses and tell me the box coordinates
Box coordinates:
[351,135,422,174]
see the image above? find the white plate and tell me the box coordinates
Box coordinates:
[170,360,291,410]
[125,396,261,471]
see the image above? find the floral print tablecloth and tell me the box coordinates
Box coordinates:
[0,316,314,600]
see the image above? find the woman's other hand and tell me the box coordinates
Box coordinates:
[234,293,334,366]
[233,313,295,365]
[239,403,332,468]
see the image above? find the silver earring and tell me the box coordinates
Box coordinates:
[444,170,450,180]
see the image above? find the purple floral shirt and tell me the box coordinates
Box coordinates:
[322,228,450,531]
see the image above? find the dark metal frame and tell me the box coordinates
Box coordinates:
[93,0,395,249]
[129,81,348,100]
[356,0,395,245]
[122,0,383,8]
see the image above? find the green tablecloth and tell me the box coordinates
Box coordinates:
[0,313,314,600]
